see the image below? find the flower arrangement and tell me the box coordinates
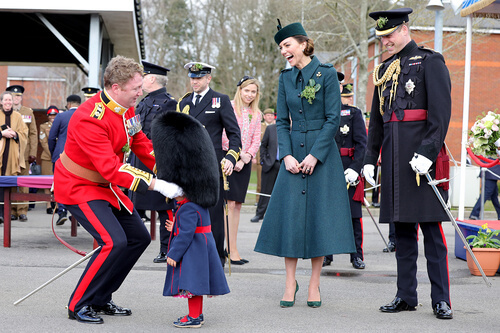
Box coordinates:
[466,223,500,249]
[300,79,321,104]
[468,111,500,158]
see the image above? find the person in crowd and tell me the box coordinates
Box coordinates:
[0,91,28,223]
[176,62,242,265]
[469,163,500,220]
[324,80,367,269]
[39,105,59,214]
[49,94,81,225]
[6,85,36,221]
[53,55,183,324]
[254,21,354,308]
[221,76,261,264]
[251,108,277,223]
[254,109,275,205]
[128,60,177,263]
[152,111,229,329]
[363,8,453,319]
[82,87,100,101]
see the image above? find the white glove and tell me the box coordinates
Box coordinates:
[344,168,359,184]
[153,179,184,199]
[362,164,376,186]
[409,153,433,175]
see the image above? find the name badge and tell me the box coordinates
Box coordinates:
[205,111,216,114]
[22,115,32,123]
[126,115,142,136]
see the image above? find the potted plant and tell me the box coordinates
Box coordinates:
[465,223,500,276]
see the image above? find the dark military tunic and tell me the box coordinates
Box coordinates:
[365,40,451,224]
[255,55,354,259]
[335,104,367,219]
[129,87,177,211]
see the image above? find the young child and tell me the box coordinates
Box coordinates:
[151,111,230,328]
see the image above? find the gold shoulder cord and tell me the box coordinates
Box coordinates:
[372,59,401,115]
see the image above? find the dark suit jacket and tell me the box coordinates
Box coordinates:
[177,88,241,164]
[48,107,77,162]
[260,124,278,173]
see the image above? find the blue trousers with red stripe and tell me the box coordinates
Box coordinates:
[394,222,450,307]
[66,200,151,312]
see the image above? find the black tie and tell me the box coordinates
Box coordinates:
[195,94,201,106]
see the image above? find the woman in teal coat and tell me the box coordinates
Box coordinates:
[254,22,355,308]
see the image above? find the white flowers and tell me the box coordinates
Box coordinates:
[468,111,500,158]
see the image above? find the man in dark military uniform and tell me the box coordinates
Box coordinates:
[82,87,100,101]
[177,62,241,264]
[7,85,37,221]
[363,8,453,319]
[128,61,177,263]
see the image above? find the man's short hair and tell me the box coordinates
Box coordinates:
[66,94,81,104]
[153,74,168,87]
[103,55,143,89]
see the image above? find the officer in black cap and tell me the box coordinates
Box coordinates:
[177,61,242,265]
[6,84,37,221]
[363,7,453,319]
[128,60,178,263]
[81,87,100,101]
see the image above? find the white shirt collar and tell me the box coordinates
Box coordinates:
[192,87,210,104]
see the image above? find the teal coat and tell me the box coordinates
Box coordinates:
[254,56,355,259]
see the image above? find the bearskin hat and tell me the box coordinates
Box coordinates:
[151,111,219,208]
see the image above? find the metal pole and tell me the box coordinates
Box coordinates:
[14,246,101,305]
[424,173,491,287]
[363,198,389,249]
[480,168,486,220]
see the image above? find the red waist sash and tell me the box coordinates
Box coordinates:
[388,109,427,122]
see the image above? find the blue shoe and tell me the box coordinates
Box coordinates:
[280,280,299,308]
[173,315,202,328]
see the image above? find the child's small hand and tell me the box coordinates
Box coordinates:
[167,257,177,267]
[165,219,174,232]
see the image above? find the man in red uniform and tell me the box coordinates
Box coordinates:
[54,56,182,324]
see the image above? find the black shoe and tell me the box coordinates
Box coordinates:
[469,215,478,220]
[46,208,53,215]
[93,300,131,316]
[230,259,245,265]
[19,214,28,222]
[56,214,68,226]
[383,241,396,253]
[173,315,202,328]
[0,216,3,224]
[250,215,262,222]
[433,301,453,319]
[323,257,332,267]
[240,258,249,263]
[153,252,167,263]
[379,297,416,313]
[11,215,18,221]
[352,257,365,269]
[68,305,103,324]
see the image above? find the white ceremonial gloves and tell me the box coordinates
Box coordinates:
[409,153,433,175]
[362,164,376,186]
[344,168,359,184]
[153,179,184,199]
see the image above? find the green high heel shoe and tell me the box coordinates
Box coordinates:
[280,281,299,308]
[307,287,321,308]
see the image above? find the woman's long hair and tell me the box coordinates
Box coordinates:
[233,77,261,118]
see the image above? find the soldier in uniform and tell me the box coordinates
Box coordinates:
[363,8,453,319]
[39,105,59,214]
[82,87,100,101]
[54,56,182,324]
[6,85,37,222]
[327,81,367,269]
[128,61,177,263]
[177,62,241,264]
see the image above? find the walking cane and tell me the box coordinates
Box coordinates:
[14,246,102,305]
[424,172,491,287]
[222,163,231,276]
[363,198,390,249]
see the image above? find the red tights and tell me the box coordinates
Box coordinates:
[180,296,203,321]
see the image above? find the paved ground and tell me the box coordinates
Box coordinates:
[1,203,499,332]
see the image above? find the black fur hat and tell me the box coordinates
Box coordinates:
[151,111,219,208]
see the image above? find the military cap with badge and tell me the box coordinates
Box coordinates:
[369,7,413,37]
[6,85,25,95]
[184,62,216,78]
[142,61,170,76]
[341,84,354,97]
[82,87,100,98]
[46,105,59,116]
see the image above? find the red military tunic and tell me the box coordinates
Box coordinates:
[54,90,155,211]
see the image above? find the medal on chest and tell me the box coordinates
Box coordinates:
[126,115,142,136]
[212,98,221,108]
[340,124,350,135]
